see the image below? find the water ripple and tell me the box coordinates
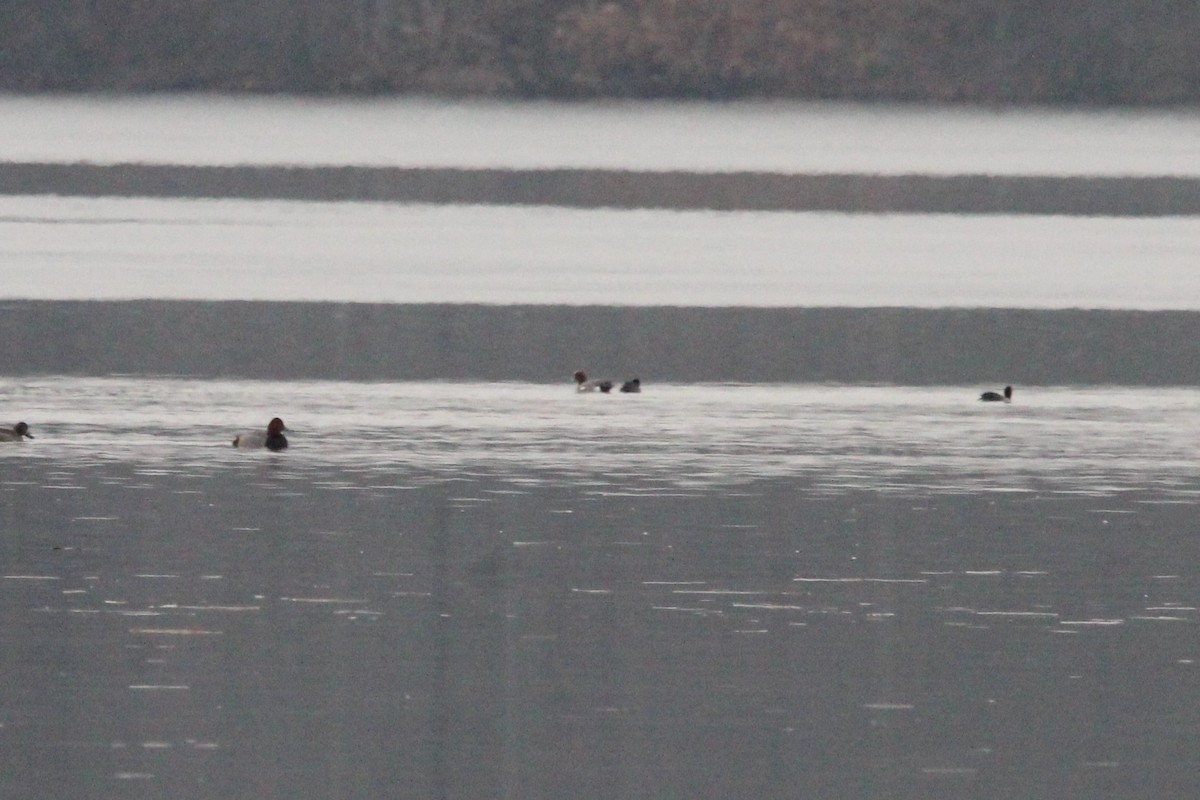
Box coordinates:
[3,377,1200,497]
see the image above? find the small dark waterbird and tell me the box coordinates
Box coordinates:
[0,421,35,441]
[979,385,1013,402]
[233,417,289,450]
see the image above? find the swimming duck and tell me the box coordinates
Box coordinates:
[233,417,288,451]
[0,422,34,441]
[574,371,613,393]
[979,386,1013,402]
[619,378,641,393]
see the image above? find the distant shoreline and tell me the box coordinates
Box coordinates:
[3,300,1200,385]
[3,162,1200,216]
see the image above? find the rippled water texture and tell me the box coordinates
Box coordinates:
[4,378,1200,494]
[2,379,1198,798]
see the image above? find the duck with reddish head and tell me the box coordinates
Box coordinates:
[574,371,613,393]
[0,421,35,442]
[233,417,288,450]
[979,386,1013,402]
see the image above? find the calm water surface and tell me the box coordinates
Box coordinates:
[5,196,1200,307]
[2,96,1199,176]
[2,379,1198,799]
[5,98,1200,308]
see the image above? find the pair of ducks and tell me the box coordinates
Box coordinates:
[0,419,289,451]
[574,371,641,394]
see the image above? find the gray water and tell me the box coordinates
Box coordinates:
[3,96,1200,176]
[2,379,1199,799]
[5,99,1200,307]
[4,196,1200,307]
[3,97,1200,799]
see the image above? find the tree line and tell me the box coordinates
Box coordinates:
[3,0,1197,104]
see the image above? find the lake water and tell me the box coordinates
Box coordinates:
[4,97,1200,307]
[3,95,1200,176]
[2,378,1199,799]
[2,97,1200,799]
[4,195,1200,307]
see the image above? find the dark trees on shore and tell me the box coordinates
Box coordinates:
[2,1,1197,104]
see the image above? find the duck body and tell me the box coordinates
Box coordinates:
[0,421,34,442]
[619,378,641,393]
[233,417,288,450]
[980,386,1013,402]
[574,371,613,393]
